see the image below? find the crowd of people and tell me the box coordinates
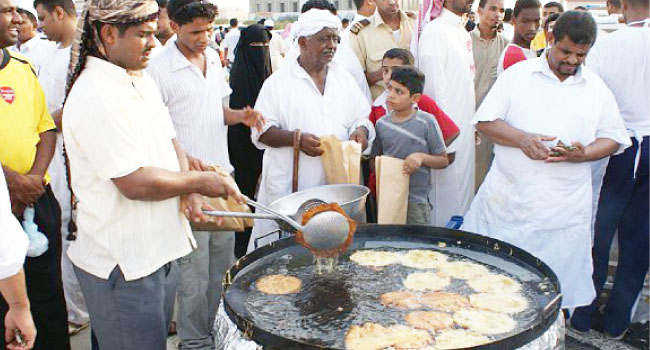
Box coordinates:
[0,0,647,348]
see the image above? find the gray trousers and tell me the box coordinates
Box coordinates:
[74,263,178,350]
[177,231,235,350]
[407,202,432,225]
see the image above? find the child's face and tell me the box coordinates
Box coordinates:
[381,57,407,86]
[386,80,419,113]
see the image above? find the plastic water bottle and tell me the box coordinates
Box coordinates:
[21,207,49,257]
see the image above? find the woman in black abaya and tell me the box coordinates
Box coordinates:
[227,24,272,258]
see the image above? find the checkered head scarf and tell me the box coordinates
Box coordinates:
[66,0,159,96]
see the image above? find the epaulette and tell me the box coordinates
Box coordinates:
[350,19,371,35]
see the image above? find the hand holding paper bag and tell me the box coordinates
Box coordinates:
[319,135,362,185]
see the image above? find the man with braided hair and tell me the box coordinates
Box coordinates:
[62,0,243,348]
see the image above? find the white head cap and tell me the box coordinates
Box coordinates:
[291,9,341,40]
[17,0,37,19]
[264,19,275,28]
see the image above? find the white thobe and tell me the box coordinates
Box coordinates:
[42,45,71,240]
[418,9,476,226]
[461,54,631,308]
[41,44,90,324]
[247,58,374,253]
[269,32,287,73]
[0,168,29,280]
[586,23,650,238]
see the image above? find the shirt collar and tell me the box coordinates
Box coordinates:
[169,42,219,73]
[532,49,587,85]
[20,36,41,52]
[373,90,387,107]
[438,8,464,27]
[372,9,408,29]
[471,23,497,41]
[85,56,134,85]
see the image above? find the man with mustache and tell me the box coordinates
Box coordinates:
[348,0,415,99]
[247,8,374,253]
[417,0,477,226]
[0,0,69,347]
[62,0,242,347]
[497,0,540,75]
[462,11,631,311]
[146,0,264,348]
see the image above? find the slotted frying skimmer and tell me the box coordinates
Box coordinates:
[203,197,355,254]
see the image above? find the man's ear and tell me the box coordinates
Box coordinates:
[54,5,65,21]
[546,31,554,44]
[99,23,118,47]
[411,92,422,105]
[170,20,180,32]
[297,36,306,49]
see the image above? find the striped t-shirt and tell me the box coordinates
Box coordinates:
[371,109,446,204]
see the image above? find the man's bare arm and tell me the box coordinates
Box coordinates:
[28,130,56,178]
[258,127,323,157]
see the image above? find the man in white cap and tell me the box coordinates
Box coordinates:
[10,0,55,74]
[263,19,287,72]
[248,9,374,253]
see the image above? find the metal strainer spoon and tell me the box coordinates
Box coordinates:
[203,198,353,252]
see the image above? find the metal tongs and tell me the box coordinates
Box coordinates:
[203,197,353,252]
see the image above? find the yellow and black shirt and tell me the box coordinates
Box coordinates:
[0,48,55,181]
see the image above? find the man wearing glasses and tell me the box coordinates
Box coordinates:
[247,8,375,253]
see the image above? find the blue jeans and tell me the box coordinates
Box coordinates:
[571,136,649,336]
[75,263,178,350]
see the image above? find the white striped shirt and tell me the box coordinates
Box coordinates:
[147,43,233,173]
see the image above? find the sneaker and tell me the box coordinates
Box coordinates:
[605,328,628,341]
[68,321,90,335]
[567,319,591,335]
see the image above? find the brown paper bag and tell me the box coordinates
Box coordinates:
[320,135,362,185]
[375,156,410,224]
[190,164,254,232]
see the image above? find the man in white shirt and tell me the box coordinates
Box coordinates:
[248,9,374,252]
[0,169,35,350]
[263,19,287,72]
[11,4,55,74]
[282,0,372,102]
[462,11,631,310]
[33,0,89,330]
[147,0,263,348]
[570,0,649,338]
[222,17,239,66]
[63,0,242,348]
[417,0,476,226]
